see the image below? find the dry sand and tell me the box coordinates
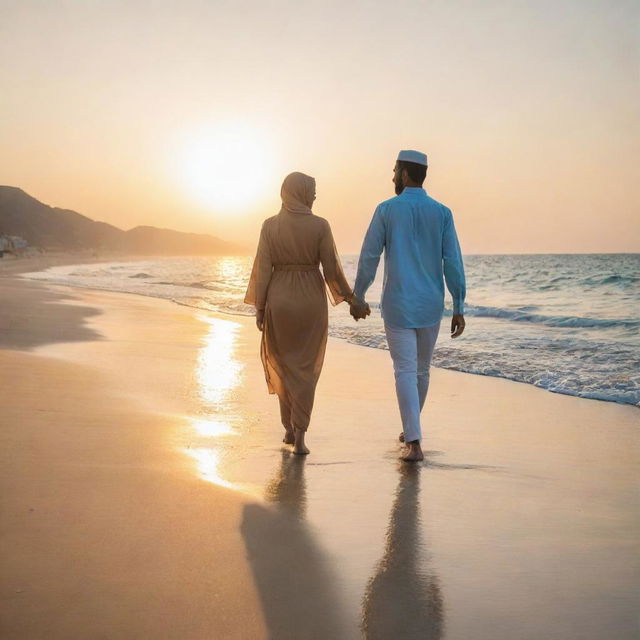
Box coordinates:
[1,256,639,639]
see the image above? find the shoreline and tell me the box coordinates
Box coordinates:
[7,251,639,409]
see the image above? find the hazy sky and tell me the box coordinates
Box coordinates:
[1,0,639,253]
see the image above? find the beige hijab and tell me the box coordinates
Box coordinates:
[280,172,316,215]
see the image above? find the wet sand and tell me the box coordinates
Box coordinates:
[1,263,639,639]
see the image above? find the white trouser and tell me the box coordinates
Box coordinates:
[384,321,441,443]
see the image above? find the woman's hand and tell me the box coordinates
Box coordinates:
[256,309,265,331]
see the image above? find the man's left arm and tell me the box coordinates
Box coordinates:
[442,208,466,338]
[353,206,386,309]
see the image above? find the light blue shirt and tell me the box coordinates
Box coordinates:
[353,187,466,328]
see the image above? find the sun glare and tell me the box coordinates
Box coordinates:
[177,122,274,212]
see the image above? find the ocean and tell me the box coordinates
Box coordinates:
[22,253,640,407]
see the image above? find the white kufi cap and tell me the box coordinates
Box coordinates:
[397,149,428,166]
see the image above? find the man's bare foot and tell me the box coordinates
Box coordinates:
[401,442,424,462]
[283,427,295,445]
[398,431,405,443]
[293,428,310,455]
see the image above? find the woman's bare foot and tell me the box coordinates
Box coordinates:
[401,441,424,462]
[283,427,295,445]
[293,428,310,455]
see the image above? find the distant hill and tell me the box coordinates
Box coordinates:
[0,186,247,255]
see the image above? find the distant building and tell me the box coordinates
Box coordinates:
[0,233,28,257]
[11,235,27,250]
[0,234,11,257]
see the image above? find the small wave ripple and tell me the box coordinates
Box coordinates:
[462,305,640,330]
[329,326,640,406]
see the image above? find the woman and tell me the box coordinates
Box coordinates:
[245,172,366,454]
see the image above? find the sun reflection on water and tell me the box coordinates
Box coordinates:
[215,256,249,284]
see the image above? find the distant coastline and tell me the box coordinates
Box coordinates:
[0,185,249,256]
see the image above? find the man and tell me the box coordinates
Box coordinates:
[349,150,466,462]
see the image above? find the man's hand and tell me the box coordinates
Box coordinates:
[451,314,465,338]
[256,308,265,332]
[349,296,371,321]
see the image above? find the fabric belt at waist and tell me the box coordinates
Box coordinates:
[273,264,319,271]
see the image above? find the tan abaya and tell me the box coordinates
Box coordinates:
[244,172,353,432]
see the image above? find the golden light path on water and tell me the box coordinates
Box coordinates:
[182,314,244,489]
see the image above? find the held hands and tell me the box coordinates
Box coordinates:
[257,298,371,330]
[349,296,371,322]
[451,314,465,338]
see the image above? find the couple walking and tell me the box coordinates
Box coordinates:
[244,150,466,462]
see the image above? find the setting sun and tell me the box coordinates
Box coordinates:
[176,122,275,212]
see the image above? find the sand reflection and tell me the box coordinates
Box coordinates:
[191,418,235,438]
[185,316,243,487]
[196,315,243,407]
[264,450,308,517]
[361,463,444,639]
[183,447,234,489]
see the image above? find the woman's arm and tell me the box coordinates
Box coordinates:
[244,221,273,330]
[319,218,353,306]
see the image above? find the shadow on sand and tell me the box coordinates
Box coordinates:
[240,450,350,639]
[361,462,445,639]
[0,279,102,348]
[241,448,452,639]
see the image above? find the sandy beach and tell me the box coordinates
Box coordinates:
[1,256,639,639]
